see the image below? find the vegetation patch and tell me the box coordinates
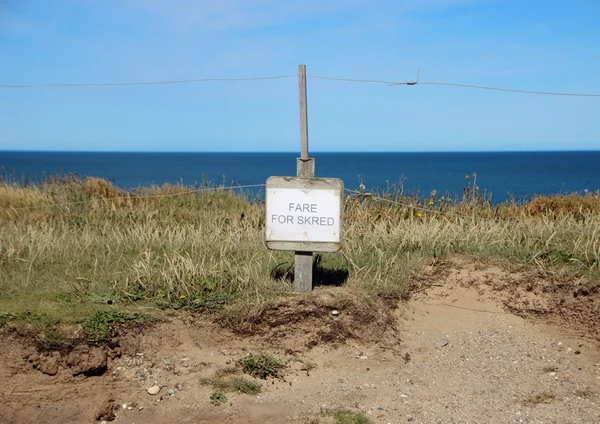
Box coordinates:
[209,391,228,405]
[328,409,373,424]
[83,310,143,345]
[239,353,286,379]
[522,391,556,406]
[201,374,262,396]
[1,174,600,343]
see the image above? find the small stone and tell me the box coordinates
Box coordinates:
[407,416,414,422]
[437,339,449,348]
[175,383,183,391]
[167,389,175,396]
[575,350,581,355]
[331,310,340,317]
[147,385,161,395]
[549,372,556,376]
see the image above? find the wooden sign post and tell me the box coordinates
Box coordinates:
[264,65,344,292]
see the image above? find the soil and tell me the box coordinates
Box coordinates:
[1,256,600,423]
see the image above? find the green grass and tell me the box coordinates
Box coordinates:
[200,375,262,395]
[1,174,599,341]
[330,409,373,424]
[209,391,228,405]
[239,353,286,379]
[83,310,143,344]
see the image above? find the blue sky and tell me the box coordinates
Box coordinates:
[1,0,599,152]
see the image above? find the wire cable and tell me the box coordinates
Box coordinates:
[345,189,599,237]
[308,74,600,97]
[8,183,266,211]
[0,76,294,89]
[307,75,407,85]
[407,81,600,97]
[3,72,600,97]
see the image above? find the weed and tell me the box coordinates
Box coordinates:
[299,360,317,374]
[209,391,227,405]
[0,312,13,328]
[330,409,373,424]
[83,311,142,345]
[36,322,74,350]
[542,365,558,373]
[239,353,286,379]
[200,374,262,395]
[228,376,262,395]
[522,391,556,406]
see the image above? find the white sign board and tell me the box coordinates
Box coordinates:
[265,177,343,252]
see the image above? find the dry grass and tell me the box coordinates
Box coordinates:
[200,375,262,396]
[1,175,599,334]
[522,391,557,406]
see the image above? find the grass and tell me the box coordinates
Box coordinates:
[298,359,317,375]
[83,310,143,345]
[209,391,228,405]
[541,365,559,373]
[522,391,557,406]
[329,409,373,424]
[1,174,600,341]
[201,374,262,395]
[239,353,286,379]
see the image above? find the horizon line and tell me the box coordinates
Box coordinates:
[2,149,600,154]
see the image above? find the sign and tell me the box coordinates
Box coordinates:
[265,176,343,252]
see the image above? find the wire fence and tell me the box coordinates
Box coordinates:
[344,189,598,237]
[7,183,267,211]
[4,179,598,238]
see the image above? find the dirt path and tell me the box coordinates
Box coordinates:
[1,259,599,423]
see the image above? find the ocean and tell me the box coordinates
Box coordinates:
[1,151,599,202]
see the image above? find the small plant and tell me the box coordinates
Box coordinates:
[228,376,262,395]
[542,365,558,373]
[330,409,373,424]
[0,312,13,328]
[239,353,286,379]
[299,360,317,375]
[200,374,262,396]
[522,391,556,406]
[83,311,141,345]
[209,391,227,405]
[37,322,73,350]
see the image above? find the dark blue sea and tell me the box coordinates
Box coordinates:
[1,151,599,202]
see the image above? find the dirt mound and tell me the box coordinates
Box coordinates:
[231,290,400,350]
[413,256,600,344]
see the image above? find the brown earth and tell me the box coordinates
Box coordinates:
[1,256,600,424]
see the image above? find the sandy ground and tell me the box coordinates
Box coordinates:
[1,257,599,423]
